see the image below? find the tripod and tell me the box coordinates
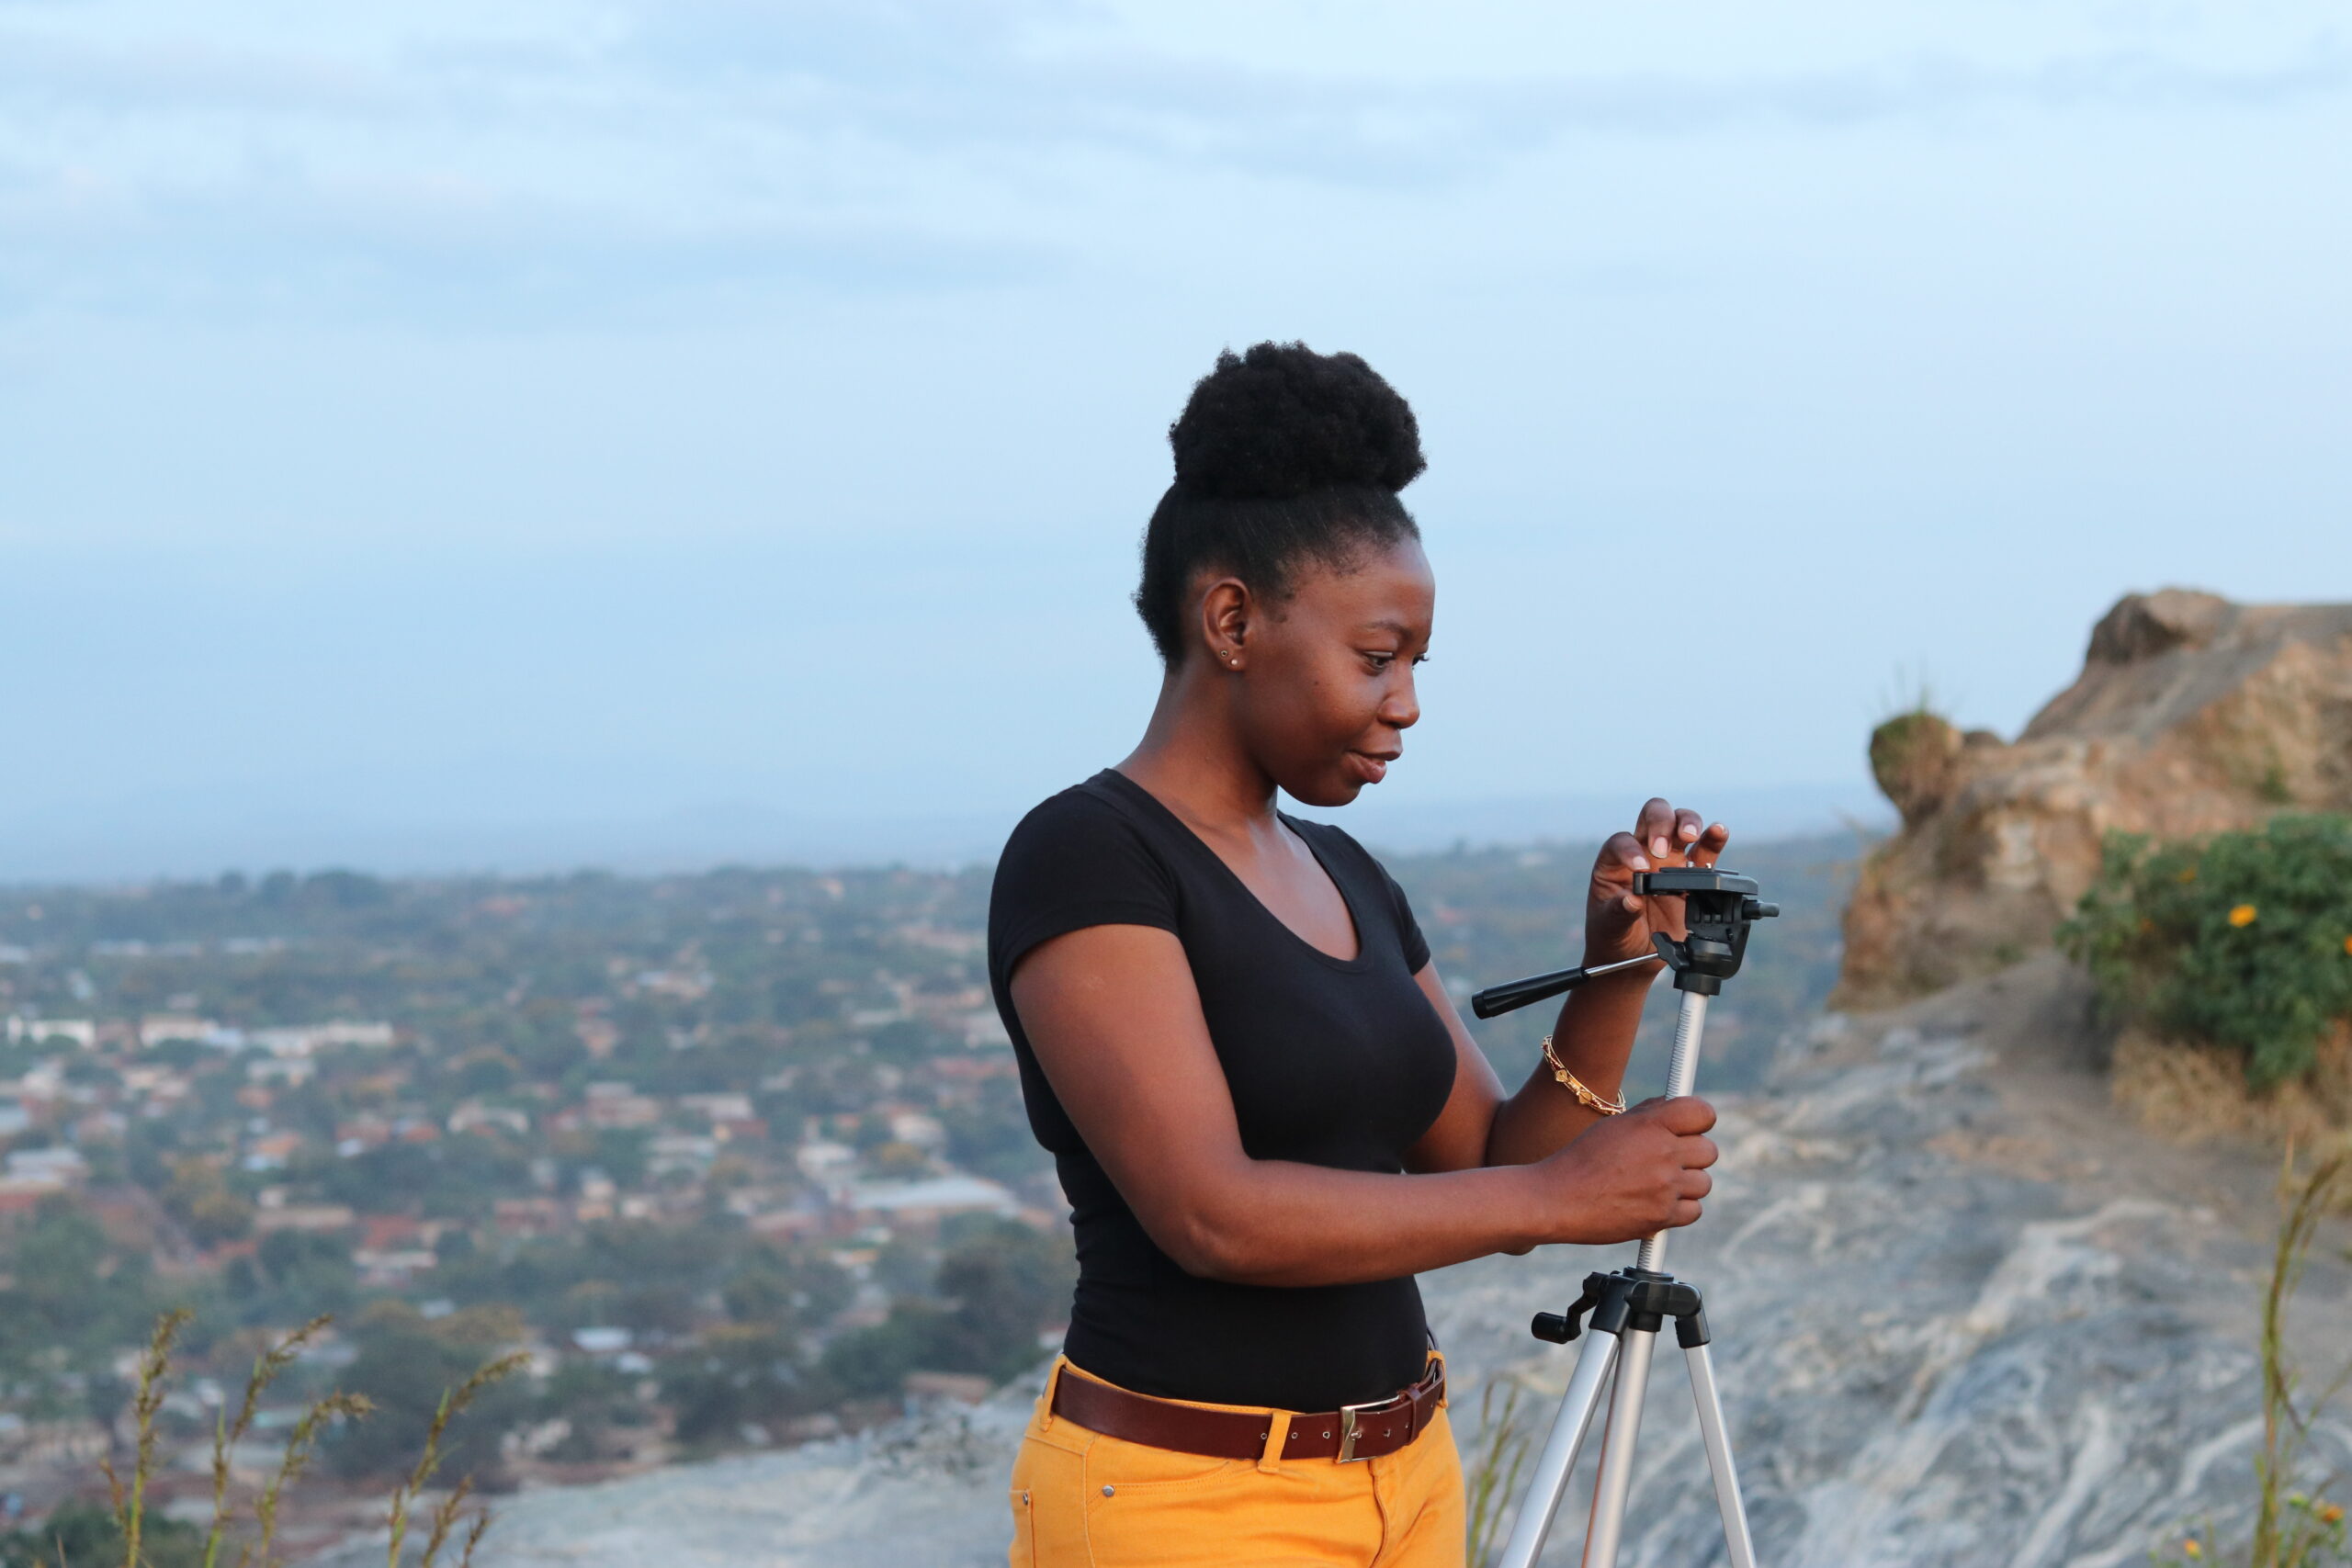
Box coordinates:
[1471,868,1778,1568]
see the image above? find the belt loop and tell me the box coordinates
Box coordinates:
[1256,1409,1290,1476]
[1039,1359,1067,1435]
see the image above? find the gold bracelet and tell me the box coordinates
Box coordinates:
[1541,1035,1628,1115]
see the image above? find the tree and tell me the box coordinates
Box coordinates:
[0,1199,164,1377]
[931,1222,1072,1382]
[326,1312,530,1486]
[816,1305,947,1401]
[662,1325,820,1447]
[721,1254,852,1335]
[231,1229,359,1323]
[161,1158,253,1244]
[0,1499,203,1568]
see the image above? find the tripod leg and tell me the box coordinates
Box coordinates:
[1682,1344,1758,1568]
[1579,1327,1657,1568]
[1492,1329,1621,1568]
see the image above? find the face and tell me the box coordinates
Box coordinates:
[1203,537,1435,808]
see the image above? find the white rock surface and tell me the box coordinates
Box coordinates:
[306,958,2351,1567]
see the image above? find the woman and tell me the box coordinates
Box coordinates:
[987,343,1724,1567]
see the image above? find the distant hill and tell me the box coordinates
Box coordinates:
[0,781,1883,884]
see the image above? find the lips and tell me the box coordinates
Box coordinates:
[1346,751,1396,785]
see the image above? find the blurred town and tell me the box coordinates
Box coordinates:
[0,836,1848,1556]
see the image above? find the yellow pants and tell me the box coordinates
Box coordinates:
[1007,1357,1464,1568]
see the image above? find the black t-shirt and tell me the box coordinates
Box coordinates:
[986,769,1457,1412]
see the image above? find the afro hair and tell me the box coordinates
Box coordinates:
[1168,342,1426,500]
[1134,342,1426,665]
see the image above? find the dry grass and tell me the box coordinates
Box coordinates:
[99,1307,193,1568]
[2251,1147,2351,1566]
[2113,1021,2352,1157]
[199,1314,366,1568]
[61,1309,524,1568]
[2160,1148,2352,1567]
[1463,1378,1533,1568]
[382,1350,530,1568]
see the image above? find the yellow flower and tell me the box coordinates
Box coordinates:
[2321,1501,2346,1525]
[2343,934,2352,956]
[2185,1540,2203,1558]
[2229,904,2258,928]
[2177,865,2199,883]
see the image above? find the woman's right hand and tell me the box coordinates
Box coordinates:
[1529,1096,1719,1246]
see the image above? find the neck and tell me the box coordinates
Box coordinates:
[1119,660,1281,838]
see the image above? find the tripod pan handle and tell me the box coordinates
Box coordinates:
[1469,952,1663,1019]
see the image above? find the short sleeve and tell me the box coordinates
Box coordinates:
[988,789,1181,997]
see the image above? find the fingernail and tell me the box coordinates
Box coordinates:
[1679,824,1699,840]
[1650,837,1669,857]
[1629,855,1649,871]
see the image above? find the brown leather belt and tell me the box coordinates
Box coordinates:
[1050,1359,1445,1464]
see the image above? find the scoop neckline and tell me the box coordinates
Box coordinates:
[1092,769,1373,974]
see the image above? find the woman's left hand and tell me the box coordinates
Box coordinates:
[1584,799,1731,965]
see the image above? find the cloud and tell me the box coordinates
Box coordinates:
[0,168,1057,328]
[0,0,2343,325]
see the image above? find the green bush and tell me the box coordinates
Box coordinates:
[0,1498,204,1568]
[1868,705,1961,825]
[2061,816,2352,1087]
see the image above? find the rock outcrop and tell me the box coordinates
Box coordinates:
[1835,589,2352,1007]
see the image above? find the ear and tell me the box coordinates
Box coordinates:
[1195,575,1252,670]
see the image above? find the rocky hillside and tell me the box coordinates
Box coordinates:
[303,955,2352,1568]
[295,590,2352,1568]
[1837,590,2352,1005]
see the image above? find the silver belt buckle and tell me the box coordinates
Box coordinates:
[1335,1394,1403,1463]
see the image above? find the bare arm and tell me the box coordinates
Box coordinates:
[1400,961,1652,1173]
[1009,923,1715,1289]
[1405,802,1734,1176]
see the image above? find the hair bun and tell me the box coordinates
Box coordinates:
[1168,342,1426,501]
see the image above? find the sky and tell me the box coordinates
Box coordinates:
[2,1,2347,878]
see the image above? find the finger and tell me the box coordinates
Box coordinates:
[1671,807,1704,859]
[1679,1169,1713,1201]
[1669,1199,1704,1229]
[1682,1134,1719,1169]
[1657,1095,1717,1134]
[1634,797,1676,861]
[1598,829,1652,878]
[1690,821,1731,869]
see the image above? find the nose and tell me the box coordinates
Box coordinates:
[1381,669,1421,731]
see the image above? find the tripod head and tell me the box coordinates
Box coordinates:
[1469,868,1777,1017]
[1637,868,1778,996]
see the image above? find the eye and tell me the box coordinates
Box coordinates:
[1412,653,1430,667]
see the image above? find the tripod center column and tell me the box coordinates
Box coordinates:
[1635,990,1710,1274]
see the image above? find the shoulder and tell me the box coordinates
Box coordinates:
[989,776,1182,976]
[998,774,1159,873]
